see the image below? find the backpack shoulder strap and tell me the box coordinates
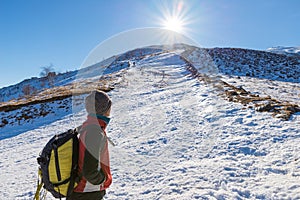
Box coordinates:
[74,125,83,135]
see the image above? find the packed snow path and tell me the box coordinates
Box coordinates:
[0,52,299,199]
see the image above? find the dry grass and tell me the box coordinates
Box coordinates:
[221,82,300,120]
[0,78,114,113]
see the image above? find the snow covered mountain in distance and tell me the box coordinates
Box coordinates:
[267,46,300,56]
[0,43,300,199]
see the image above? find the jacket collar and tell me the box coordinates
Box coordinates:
[87,113,110,126]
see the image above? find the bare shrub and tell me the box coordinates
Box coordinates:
[40,64,56,87]
[22,84,36,96]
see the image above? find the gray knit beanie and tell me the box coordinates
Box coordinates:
[85,90,112,115]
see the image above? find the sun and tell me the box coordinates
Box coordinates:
[156,1,190,34]
[162,16,184,33]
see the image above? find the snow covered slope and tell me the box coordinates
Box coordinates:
[0,44,300,199]
[1,44,299,103]
[0,71,78,102]
[0,55,116,103]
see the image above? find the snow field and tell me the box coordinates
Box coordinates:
[0,52,299,199]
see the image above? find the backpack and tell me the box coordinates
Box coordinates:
[34,127,81,200]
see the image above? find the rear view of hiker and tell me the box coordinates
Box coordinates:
[68,90,113,200]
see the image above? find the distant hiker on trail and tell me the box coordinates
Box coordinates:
[67,90,113,200]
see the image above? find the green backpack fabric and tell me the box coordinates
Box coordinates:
[35,127,80,199]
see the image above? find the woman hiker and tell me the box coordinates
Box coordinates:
[67,90,113,200]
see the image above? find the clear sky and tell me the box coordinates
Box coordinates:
[1,0,299,88]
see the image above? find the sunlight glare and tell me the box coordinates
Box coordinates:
[157,1,190,34]
[163,16,184,33]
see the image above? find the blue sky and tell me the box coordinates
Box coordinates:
[1,0,299,88]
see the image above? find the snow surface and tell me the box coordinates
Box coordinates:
[0,50,300,199]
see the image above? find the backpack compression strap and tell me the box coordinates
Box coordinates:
[33,168,44,200]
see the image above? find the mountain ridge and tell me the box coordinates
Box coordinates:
[0,44,299,138]
[0,44,300,102]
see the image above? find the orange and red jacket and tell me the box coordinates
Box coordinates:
[74,115,112,193]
